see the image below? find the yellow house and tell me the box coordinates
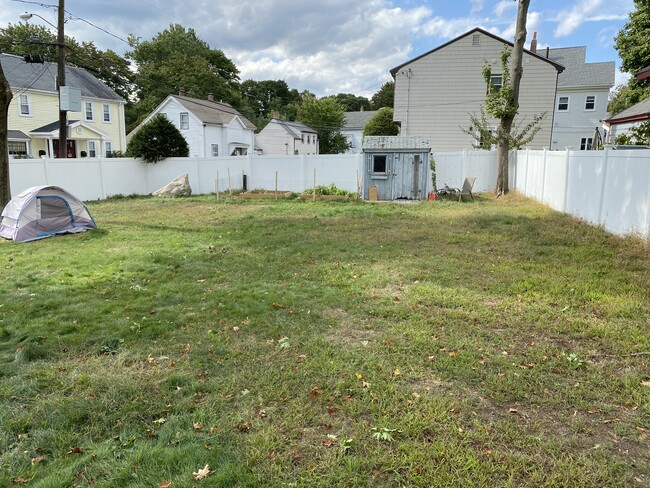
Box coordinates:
[2,53,126,158]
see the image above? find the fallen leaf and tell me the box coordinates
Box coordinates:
[322,438,335,447]
[153,418,166,425]
[296,354,307,362]
[362,381,371,389]
[31,455,45,465]
[448,351,458,357]
[12,477,30,484]
[641,381,650,388]
[392,369,401,377]
[193,423,203,431]
[68,446,83,454]
[256,408,267,419]
[427,355,435,361]
[232,326,240,333]
[159,481,172,488]
[355,373,364,381]
[412,392,421,399]
[326,405,337,414]
[192,464,210,480]
[309,387,321,397]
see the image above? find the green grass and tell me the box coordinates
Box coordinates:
[1,193,648,487]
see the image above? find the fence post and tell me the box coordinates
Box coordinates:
[247,152,253,189]
[461,149,467,186]
[524,148,530,196]
[301,154,307,193]
[540,148,548,203]
[98,157,106,199]
[597,147,610,227]
[562,148,571,212]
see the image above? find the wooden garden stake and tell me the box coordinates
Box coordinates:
[313,168,316,201]
[227,168,232,195]
[275,171,278,200]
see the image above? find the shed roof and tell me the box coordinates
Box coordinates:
[604,97,650,125]
[363,136,431,151]
[0,53,124,101]
[545,47,615,89]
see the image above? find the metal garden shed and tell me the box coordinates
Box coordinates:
[362,136,431,201]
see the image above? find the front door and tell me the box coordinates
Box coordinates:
[53,140,77,158]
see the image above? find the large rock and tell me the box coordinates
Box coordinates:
[153,174,192,197]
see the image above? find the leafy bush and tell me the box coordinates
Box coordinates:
[126,114,189,163]
[303,183,353,196]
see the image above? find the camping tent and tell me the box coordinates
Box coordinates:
[0,186,96,242]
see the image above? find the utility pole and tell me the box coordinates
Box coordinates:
[57,0,67,158]
[0,61,13,208]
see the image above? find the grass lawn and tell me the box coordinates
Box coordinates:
[1,193,648,487]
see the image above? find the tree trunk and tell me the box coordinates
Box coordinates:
[495,0,530,196]
[0,62,13,209]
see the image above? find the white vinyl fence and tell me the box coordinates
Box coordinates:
[7,148,650,238]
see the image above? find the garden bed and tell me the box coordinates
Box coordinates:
[299,193,353,200]
[241,190,293,199]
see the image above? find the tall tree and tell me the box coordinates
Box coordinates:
[326,93,371,112]
[0,61,12,208]
[239,80,301,128]
[371,81,394,110]
[126,24,240,131]
[297,95,350,154]
[487,0,530,196]
[610,0,650,113]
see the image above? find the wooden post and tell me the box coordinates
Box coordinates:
[228,168,232,196]
[356,169,360,200]
[313,168,316,201]
[275,171,278,200]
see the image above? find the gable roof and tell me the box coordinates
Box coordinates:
[174,95,256,130]
[636,65,650,83]
[0,53,124,102]
[343,110,379,130]
[390,27,564,77]
[604,97,650,125]
[545,47,614,89]
[265,119,316,139]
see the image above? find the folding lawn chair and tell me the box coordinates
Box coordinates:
[458,177,476,202]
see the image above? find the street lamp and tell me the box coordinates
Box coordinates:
[20,1,67,158]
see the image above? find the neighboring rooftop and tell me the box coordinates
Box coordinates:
[343,110,379,131]
[0,53,123,101]
[175,95,256,130]
[604,97,650,124]
[267,119,316,139]
[544,46,615,89]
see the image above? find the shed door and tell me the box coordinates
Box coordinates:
[392,154,424,200]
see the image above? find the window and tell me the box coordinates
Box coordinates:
[180,112,189,130]
[585,96,596,111]
[85,102,94,121]
[372,155,387,173]
[8,141,28,156]
[472,34,481,46]
[88,141,97,158]
[489,75,503,93]
[102,104,111,122]
[104,141,113,157]
[580,137,593,150]
[19,95,31,115]
[211,144,219,157]
[557,96,569,111]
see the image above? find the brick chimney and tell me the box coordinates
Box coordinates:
[529,32,537,54]
[207,93,214,102]
[178,88,186,96]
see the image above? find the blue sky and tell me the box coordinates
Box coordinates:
[3,0,635,97]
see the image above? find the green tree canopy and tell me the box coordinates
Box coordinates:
[363,108,399,136]
[607,79,648,115]
[614,0,650,75]
[239,80,302,129]
[297,95,350,154]
[126,24,240,131]
[126,114,189,163]
[325,93,371,112]
[371,81,394,110]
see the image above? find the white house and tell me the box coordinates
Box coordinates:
[128,91,256,157]
[536,42,615,150]
[2,53,126,158]
[390,28,564,152]
[342,110,378,153]
[603,66,650,145]
[255,116,318,155]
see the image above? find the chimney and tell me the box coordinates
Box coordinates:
[272,111,280,120]
[529,32,537,54]
[545,46,549,58]
[207,93,214,102]
[178,88,185,97]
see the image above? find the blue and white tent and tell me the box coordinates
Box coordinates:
[0,186,96,242]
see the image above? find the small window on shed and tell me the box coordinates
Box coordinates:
[472,34,480,46]
[373,155,387,173]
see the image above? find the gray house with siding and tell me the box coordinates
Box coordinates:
[390,28,564,152]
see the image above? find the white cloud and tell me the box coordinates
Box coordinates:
[471,0,484,15]
[494,0,517,18]
[554,0,605,36]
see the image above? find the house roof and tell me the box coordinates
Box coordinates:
[8,130,30,140]
[31,120,81,134]
[636,65,650,82]
[363,135,431,151]
[390,27,565,77]
[343,110,379,130]
[604,97,650,125]
[267,119,317,139]
[174,95,256,130]
[0,53,124,102]
[545,47,615,89]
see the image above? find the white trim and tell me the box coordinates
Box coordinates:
[584,95,596,111]
[85,101,94,121]
[102,103,112,123]
[557,95,570,112]
[18,94,31,116]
